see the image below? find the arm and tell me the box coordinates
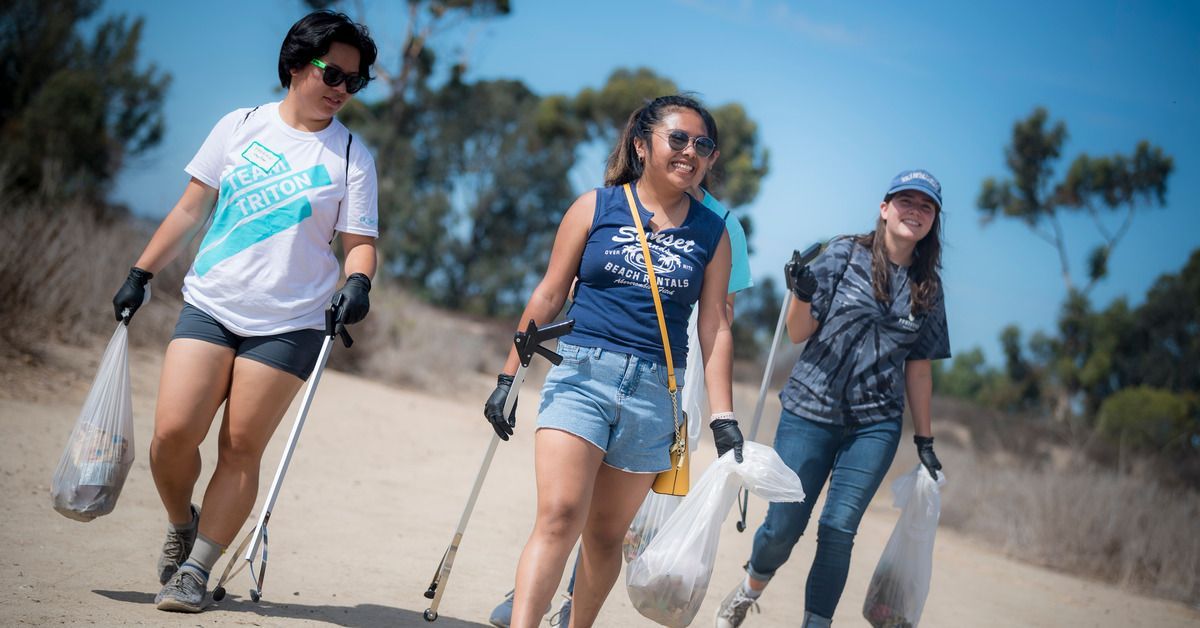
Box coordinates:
[906,358,944,479]
[483,191,593,440]
[133,178,219,273]
[114,179,218,321]
[498,190,595,376]
[340,233,377,280]
[699,232,733,415]
[785,295,819,344]
[905,359,933,437]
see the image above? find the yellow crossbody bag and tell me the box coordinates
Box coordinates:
[622,183,689,496]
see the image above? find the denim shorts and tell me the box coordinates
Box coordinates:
[536,342,685,473]
[171,303,323,380]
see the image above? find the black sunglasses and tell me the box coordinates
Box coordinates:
[659,129,717,158]
[310,59,369,94]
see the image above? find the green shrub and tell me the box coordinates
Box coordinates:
[1097,387,1195,451]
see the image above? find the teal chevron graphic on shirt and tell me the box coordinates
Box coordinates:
[204,164,331,246]
[194,195,314,276]
[216,164,331,226]
[220,155,293,198]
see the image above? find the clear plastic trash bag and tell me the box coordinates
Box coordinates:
[862,465,946,628]
[624,491,683,564]
[680,309,704,451]
[51,323,135,522]
[626,441,805,627]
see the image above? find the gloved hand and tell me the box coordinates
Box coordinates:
[784,259,817,303]
[112,267,153,324]
[333,273,371,325]
[484,373,518,441]
[710,414,744,463]
[914,435,943,480]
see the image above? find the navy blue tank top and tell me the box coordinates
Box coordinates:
[562,182,727,365]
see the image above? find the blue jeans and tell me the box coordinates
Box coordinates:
[748,409,901,621]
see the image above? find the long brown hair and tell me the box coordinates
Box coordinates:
[604,94,718,187]
[853,200,944,314]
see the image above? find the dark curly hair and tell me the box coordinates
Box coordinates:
[278,10,377,89]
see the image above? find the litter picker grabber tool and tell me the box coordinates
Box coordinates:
[736,242,822,533]
[422,318,574,622]
[211,296,354,603]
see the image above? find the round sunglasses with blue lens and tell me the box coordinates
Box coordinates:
[660,129,717,158]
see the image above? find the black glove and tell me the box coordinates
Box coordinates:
[484,373,517,441]
[710,417,744,463]
[784,259,817,303]
[914,435,942,480]
[333,273,371,325]
[112,266,153,323]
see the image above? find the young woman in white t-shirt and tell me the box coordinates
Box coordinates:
[110,10,379,613]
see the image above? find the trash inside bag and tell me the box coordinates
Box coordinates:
[624,491,683,564]
[51,323,136,522]
[863,465,945,628]
[627,442,805,627]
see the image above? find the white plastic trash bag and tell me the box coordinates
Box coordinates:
[626,442,805,627]
[51,323,136,522]
[863,465,945,628]
[680,308,704,451]
[624,491,683,564]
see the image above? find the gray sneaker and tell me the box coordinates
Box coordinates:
[715,582,760,628]
[488,589,552,627]
[155,567,208,613]
[488,590,515,628]
[157,504,199,585]
[548,595,572,627]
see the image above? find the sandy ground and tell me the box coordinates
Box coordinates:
[2,339,1198,628]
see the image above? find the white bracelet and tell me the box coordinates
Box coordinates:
[709,411,735,424]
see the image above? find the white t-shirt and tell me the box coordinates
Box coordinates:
[182,102,379,335]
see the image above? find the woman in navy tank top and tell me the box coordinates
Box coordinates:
[482,95,745,627]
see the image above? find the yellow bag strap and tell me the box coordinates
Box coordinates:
[623,183,687,467]
[622,183,676,393]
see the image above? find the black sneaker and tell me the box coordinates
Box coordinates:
[155,567,208,613]
[156,504,199,585]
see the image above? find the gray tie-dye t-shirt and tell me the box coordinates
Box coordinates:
[780,238,951,426]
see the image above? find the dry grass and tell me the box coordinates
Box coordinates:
[0,202,185,355]
[327,286,519,396]
[935,398,1200,606]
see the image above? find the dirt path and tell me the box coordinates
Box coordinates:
[2,343,1197,627]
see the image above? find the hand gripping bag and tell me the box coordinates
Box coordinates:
[51,323,136,521]
[863,465,946,628]
[626,442,805,627]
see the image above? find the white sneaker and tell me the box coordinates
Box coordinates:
[715,582,760,628]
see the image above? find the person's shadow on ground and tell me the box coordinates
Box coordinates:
[93,589,490,627]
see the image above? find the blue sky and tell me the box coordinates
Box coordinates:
[105,0,1200,364]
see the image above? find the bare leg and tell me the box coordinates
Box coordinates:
[510,429,604,628]
[568,465,655,628]
[150,339,234,524]
[196,357,303,545]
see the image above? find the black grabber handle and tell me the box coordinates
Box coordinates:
[793,241,823,269]
[514,318,574,367]
[326,293,354,348]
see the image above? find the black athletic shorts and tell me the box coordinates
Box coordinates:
[171,303,323,380]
